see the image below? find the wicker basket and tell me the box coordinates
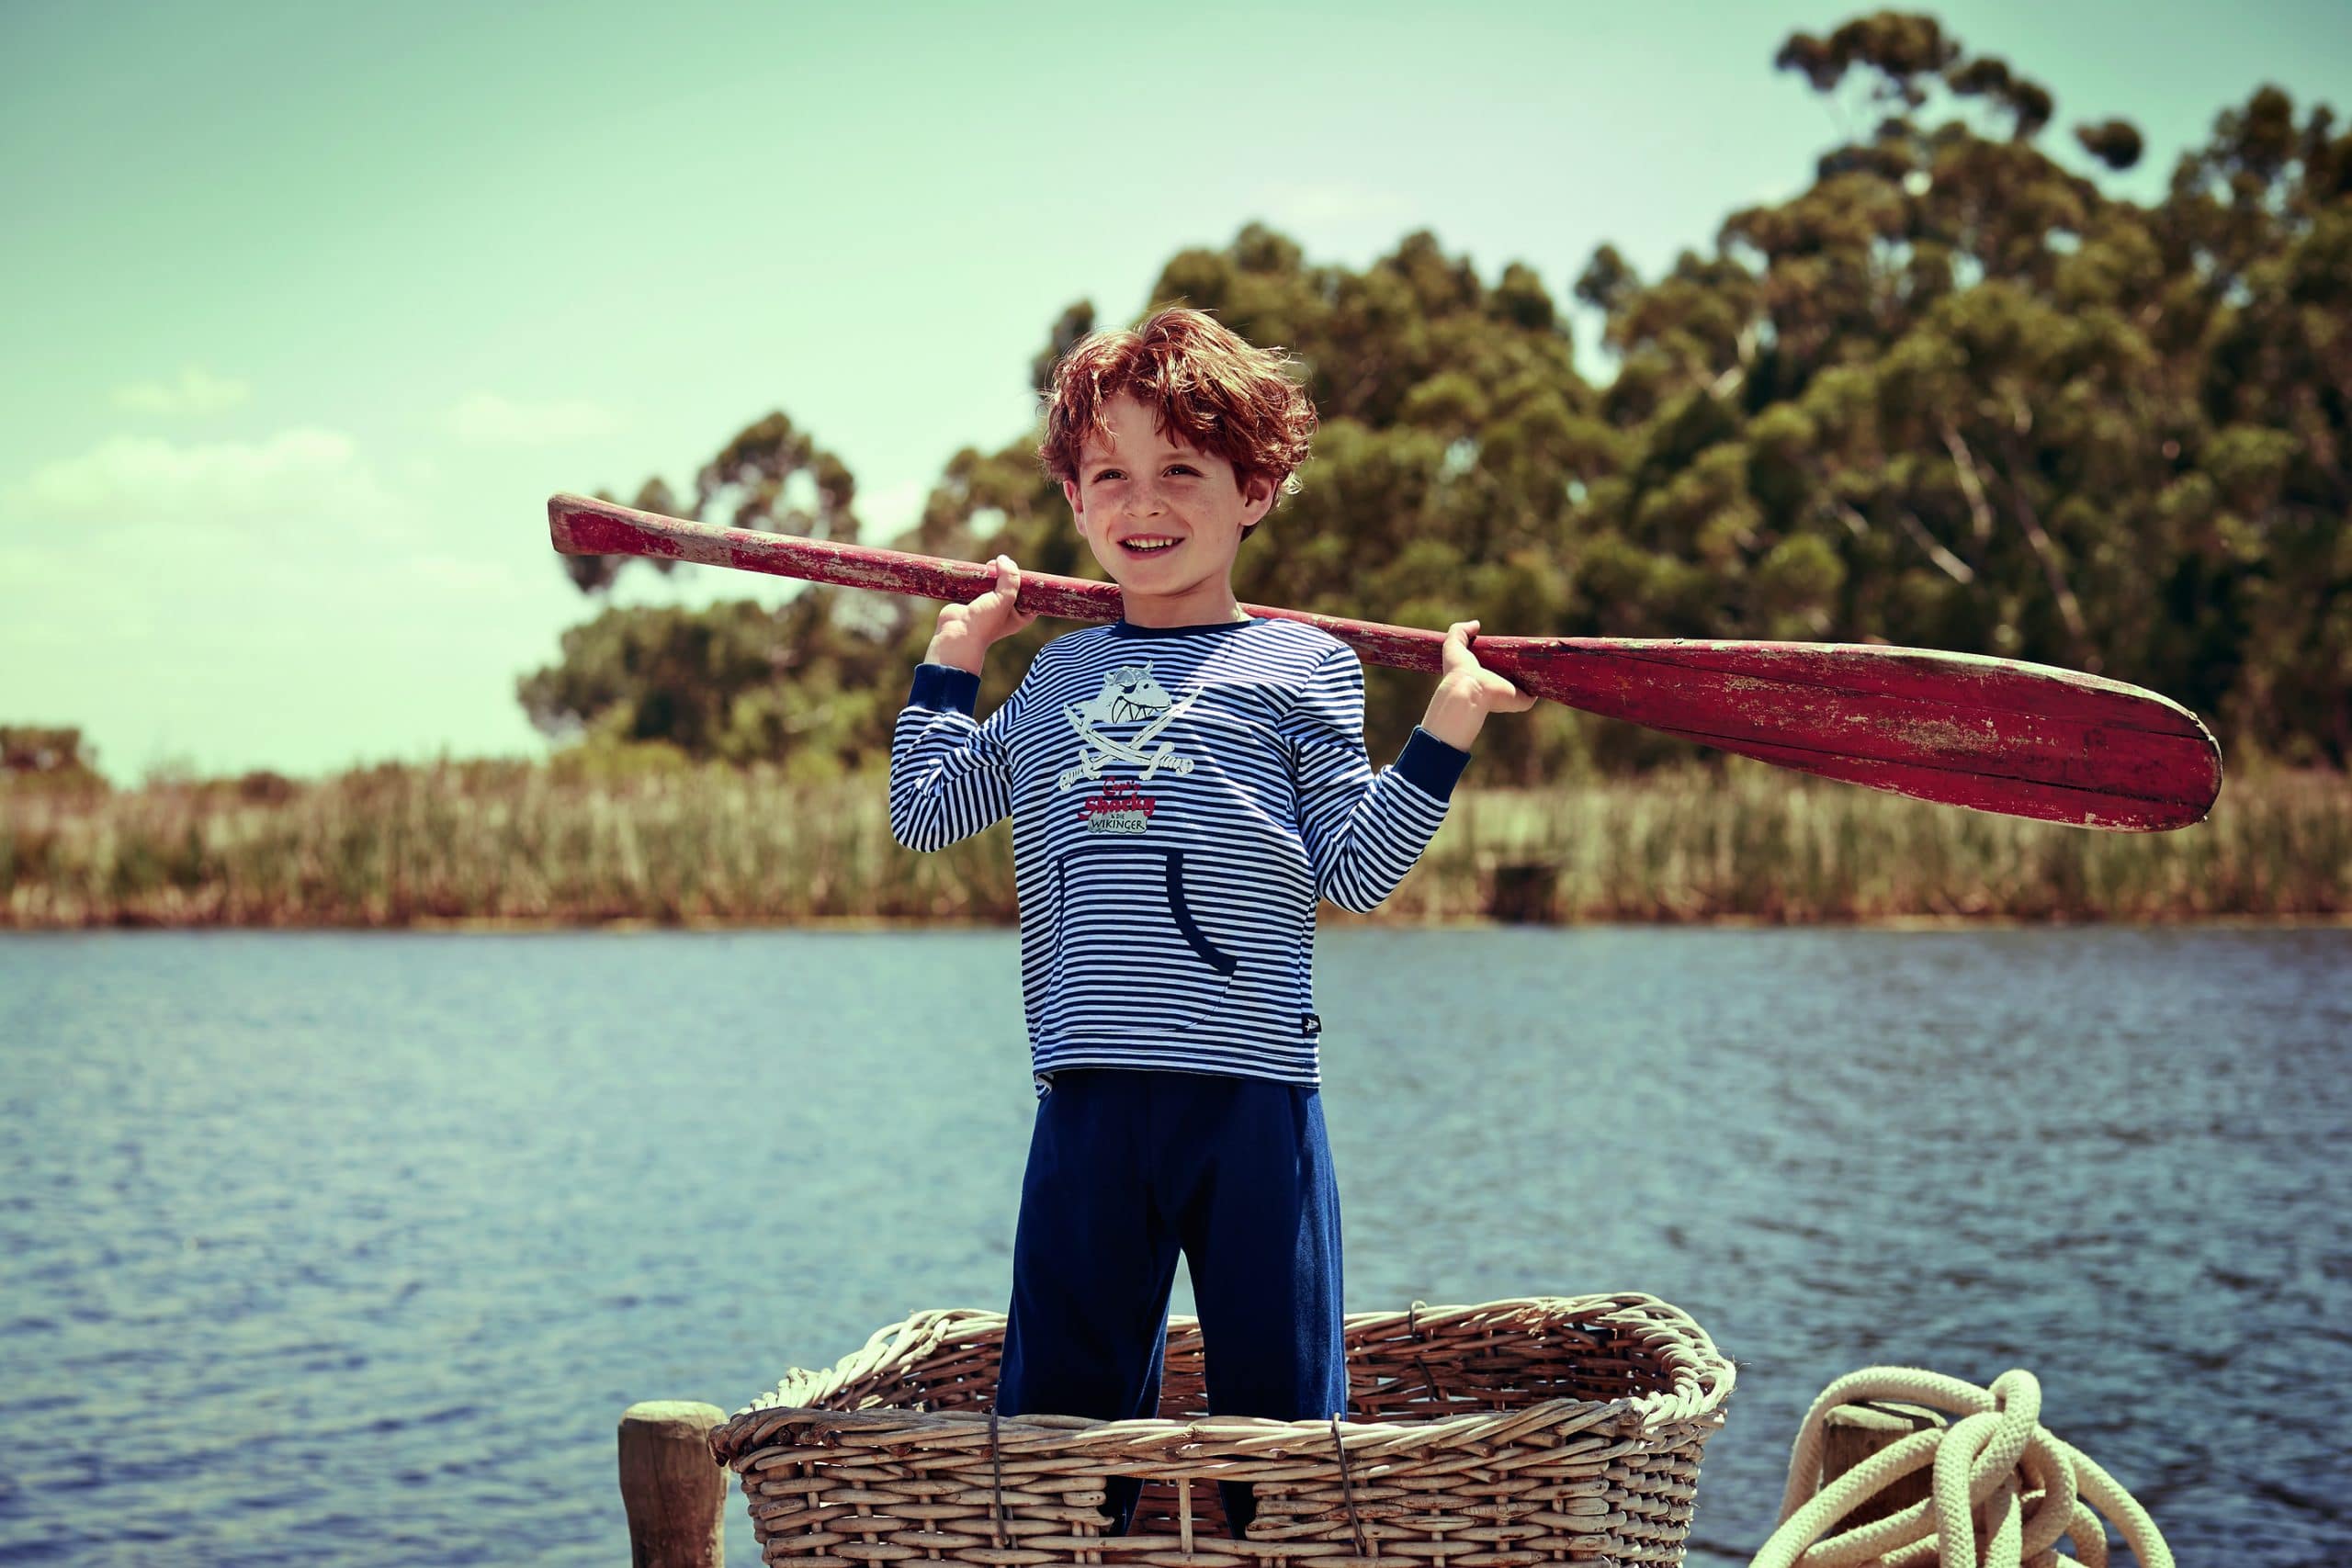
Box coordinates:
[711,1292,1734,1568]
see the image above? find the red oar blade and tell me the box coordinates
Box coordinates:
[1477,637,2224,832]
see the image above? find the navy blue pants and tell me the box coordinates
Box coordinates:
[993,1068,1348,1539]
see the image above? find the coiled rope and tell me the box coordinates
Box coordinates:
[1749,1368,2172,1568]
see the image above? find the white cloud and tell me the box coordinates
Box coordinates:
[443,391,624,446]
[6,429,404,541]
[114,366,253,416]
[0,424,576,780]
[1253,180,1413,226]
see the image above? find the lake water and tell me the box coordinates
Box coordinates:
[1,926,2346,1565]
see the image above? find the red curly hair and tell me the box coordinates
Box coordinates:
[1037,306,1317,537]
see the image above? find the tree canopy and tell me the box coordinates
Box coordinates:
[526,9,2350,778]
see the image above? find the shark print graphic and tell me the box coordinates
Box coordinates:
[1057,662,1197,792]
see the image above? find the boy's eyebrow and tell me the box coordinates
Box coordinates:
[1082,445,1205,470]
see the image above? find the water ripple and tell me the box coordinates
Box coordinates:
[0,925,2344,1566]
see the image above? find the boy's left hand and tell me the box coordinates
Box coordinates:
[1421,619,1536,750]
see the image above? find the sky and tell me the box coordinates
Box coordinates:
[4,0,2347,783]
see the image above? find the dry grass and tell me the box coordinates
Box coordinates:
[2,755,2343,929]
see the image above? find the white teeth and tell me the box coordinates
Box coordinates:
[1125,537,1180,552]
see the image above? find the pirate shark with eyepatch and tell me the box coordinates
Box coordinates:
[1057,663,1198,791]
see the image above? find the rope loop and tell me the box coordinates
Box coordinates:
[1748,1367,2173,1568]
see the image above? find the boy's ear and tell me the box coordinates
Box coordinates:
[1061,478,1084,521]
[1240,473,1277,528]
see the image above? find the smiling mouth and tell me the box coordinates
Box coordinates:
[1120,536,1184,557]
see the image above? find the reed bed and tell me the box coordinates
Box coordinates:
[2,756,2343,929]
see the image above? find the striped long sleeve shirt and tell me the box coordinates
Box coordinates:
[889,614,1472,1096]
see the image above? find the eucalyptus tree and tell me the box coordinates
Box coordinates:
[527,8,2347,773]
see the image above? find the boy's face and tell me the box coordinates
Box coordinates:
[1063,392,1275,625]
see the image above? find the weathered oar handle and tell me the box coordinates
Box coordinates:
[548,491,1451,673]
[548,491,2223,831]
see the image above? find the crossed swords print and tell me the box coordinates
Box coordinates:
[1057,694,1198,791]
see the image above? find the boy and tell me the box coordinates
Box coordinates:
[888,306,1532,1539]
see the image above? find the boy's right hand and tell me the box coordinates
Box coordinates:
[927,555,1039,673]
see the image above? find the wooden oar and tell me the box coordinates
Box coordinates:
[547,491,2223,832]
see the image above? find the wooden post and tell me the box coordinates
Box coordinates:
[620,1401,728,1568]
[1487,861,1558,922]
[1820,1400,1945,1528]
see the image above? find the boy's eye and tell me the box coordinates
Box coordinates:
[1089,463,1196,481]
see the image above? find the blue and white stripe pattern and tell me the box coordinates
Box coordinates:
[890,615,1471,1096]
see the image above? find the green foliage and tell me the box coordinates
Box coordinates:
[532,8,2349,776]
[545,736,699,788]
[515,592,908,775]
[3,724,101,774]
[0,725,111,799]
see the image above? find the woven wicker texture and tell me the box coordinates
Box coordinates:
[712,1292,1734,1568]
